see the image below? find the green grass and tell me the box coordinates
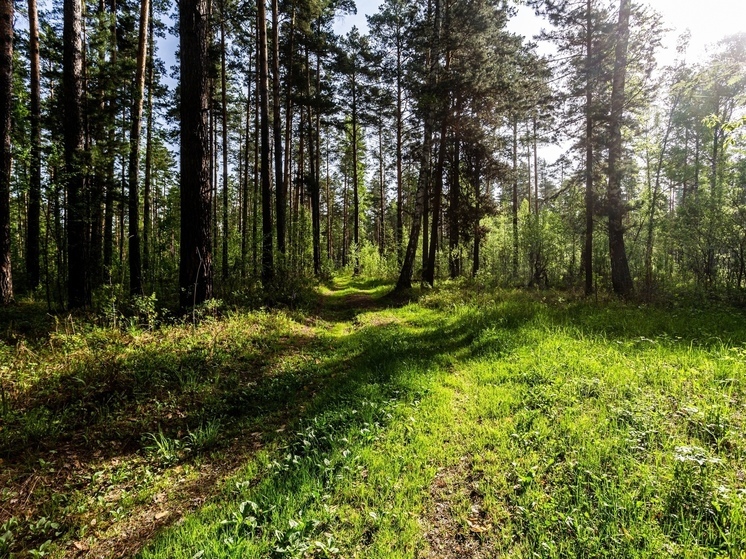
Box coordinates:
[3,279,746,557]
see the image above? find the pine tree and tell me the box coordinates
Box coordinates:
[179,0,213,306]
[64,0,89,308]
[0,0,12,304]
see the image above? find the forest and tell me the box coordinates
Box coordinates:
[1,0,746,557]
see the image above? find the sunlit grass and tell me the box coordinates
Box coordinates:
[3,279,746,557]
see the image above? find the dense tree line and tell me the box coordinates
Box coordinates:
[0,0,745,310]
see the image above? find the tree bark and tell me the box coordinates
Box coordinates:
[351,72,360,275]
[511,117,519,280]
[272,0,285,257]
[27,0,41,291]
[607,0,633,297]
[0,0,13,304]
[220,6,229,280]
[143,1,154,282]
[127,0,150,296]
[583,0,594,297]
[179,0,213,307]
[395,120,432,291]
[64,0,89,308]
[257,0,274,285]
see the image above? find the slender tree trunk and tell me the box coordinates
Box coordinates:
[584,0,594,297]
[472,152,481,278]
[351,74,360,275]
[143,2,154,283]
[252,65,259,278]
[342,164,348,267]
[103,0,117,281]
[607,0,633,297]
[645,97,678,292]
[179,0,213,307]
[272,0,285,257]
[396,121,431,291]
[0,0,12,304]
[127,0,150,296]
[326,131,332,261]
[424,107,450,287]
[241,65,252,278]
[396,31,404,265]
[257,0,274,285]
[376,113,385,256]
[512,117,519,280]
[27,0,41,291]
[283,3,295,256]
[308,74,321,277]
[64,0,89,308]
[449,134,460,279]
[220,7,229,280]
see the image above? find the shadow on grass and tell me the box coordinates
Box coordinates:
[4,278,746,557]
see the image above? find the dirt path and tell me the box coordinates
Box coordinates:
[2,280,400,559]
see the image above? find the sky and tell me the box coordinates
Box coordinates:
[335,0,746,67]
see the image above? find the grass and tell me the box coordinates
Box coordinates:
[2,278,746,557]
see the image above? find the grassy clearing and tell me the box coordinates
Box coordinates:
[2,279,746,557]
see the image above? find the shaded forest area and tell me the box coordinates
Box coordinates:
[0,0,745,310]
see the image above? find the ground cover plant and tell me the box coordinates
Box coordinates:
[2,277,746,558]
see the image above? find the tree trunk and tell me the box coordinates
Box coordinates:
[396,123,431,291]
[471,152,481,278]
[179,0,213,307]
[257,0,274,285]
[0,0,12,304]
[241,63,252,278]
[583,0,594,297]
[220,7,229,281]
[272,0,285,257]
[64,0,89,308]
[127,0,150,296]
[449,135,460,279]
[511,117,519,280]
[27,0,41,291]
[424,112,449,287]
[143,1,154,283]
[396,29,404,265]
[351,73,360,275]
[607,0,633,297]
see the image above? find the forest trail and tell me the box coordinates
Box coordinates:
[1,278,412,558]
[3,283,746,558]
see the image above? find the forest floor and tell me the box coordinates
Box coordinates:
[2,277,746,558]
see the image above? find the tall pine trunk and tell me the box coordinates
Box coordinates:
[395,121,431,291]
[143,2,154,283]
[272,0,285,257]
[179,0,213,307]
[257,0,274,285]
[127,0,150,296]
[220,7,229,280]
[0,0,12,304]
[607,0,633,297]
[64,0,89,308]
[27,0,41,291]
[583,0,594,297]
